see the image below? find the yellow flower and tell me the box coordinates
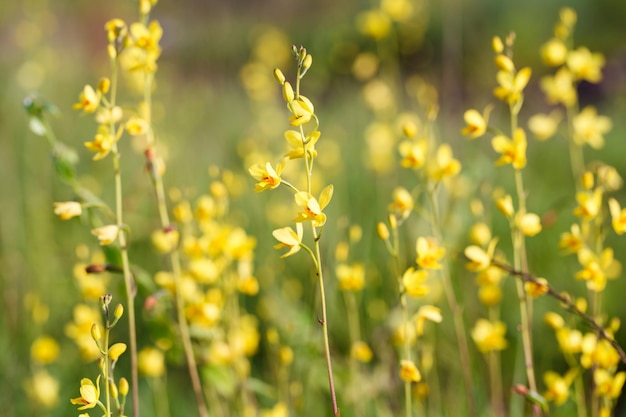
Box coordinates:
[414,305,442,336]
[572,106,612,149]
[464,238,498,272]
[336,263,365,291]
[541,38,568,66]
[594,369,626,399]
[541,68,576,106]
[556,328,582,354]
[543,370,576,405]
[95,106,123,125]
[576,247,621,292]
[518,212,542,236]
[248,161,285,192]
[469,222,492,246]
[496,194,514,217]
[398,139,427,169]
[427,144,461,181]
[402,267,429,297]
[272,223,303,258]
[53,201,82,220]
[478,285,502,306]
[287,96,315,126]
[566,47,605,83]
[357,9,392,40]
[104,18,127,43]
[608,198,626,235]
[25,370,60,408]
[151,228,180,253]
[388,187,414,220]
[91,225,120,246]
[293,185,333,227]
[351,341,373,363]
[188,258,219,284]
[125,116,149,136]
[237,276,259,296]
[573,189,602,219]
[491,128,527,169]
[471,318,507,353]
[461,107,491,139]
[31,336,60,365]
[138,347,165,377]
[70,376,101,410]
[399,359,421,383]
[416,237,445,270]
[493,67,532,104]
[85,125,116,160]
[544,312,565,330]
[108,343,127,361]
[528,111,561,141]
[524,277,549,298]
[284,129,319,159]
[73,85,101,113]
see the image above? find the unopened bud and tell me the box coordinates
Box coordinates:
[492,36,504,54]
[91,323,102,343]
[377,222,390,241]
[282,82,295,103]
[273,68,286,85]
[114,304,124,319]
[119,377,129,396]
[97,77,110,94]
[303,54,313,70]
[110,380,119,398]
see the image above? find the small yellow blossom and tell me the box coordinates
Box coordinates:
[272,223,303,258]
[125,116,149,136]
[85,125,116,160]
[572,106,612,149]
[416,237,445,270]
[91,225,120,246]
[287,96,315,126]
[70,376,101,410]
[543,370,576,405]
[388,187,414,220]
[541,68,577,106]
[138,347,165,377]
[151,228,180,253]
[95,106,123,125]
[576,247,621,292]
[464,238,498,272]
[25,370,60,408]
[471,318,507,353]
[238,276,259,296]
[496,194,514,218]
[567,47,605,83]
[478,285,502,306]
[284,130,319,159]
[469,222,492,246]
[528,111,561,140]
[544,312,565,330]
[73,85,101,113]
[188,258,219,284]
[427,144,461,181]
[104,18,127,43]
[541,38,568,66]
[293,185,333,227]
[31,336,60,364]
[608,198,626,235]
[399,359,421,383]
[573,189,602,219]
[415,305,442,336]
[493,67,532,104]
[461,107,491,139]
[249,161,285,192]
[597,164,623,191]
[377,222,390,241]
[53,201,82,220]
[402,267,429,297]
[398,139,427,169]
[594,369,626,399]
[518,212,542,236]
[357,9,392,40]
[336,263,365,291]
[525,277,549,298]
[351,341,373,363]
[556,328,582,354]
[492,36,504,53]
[491,128,527,169]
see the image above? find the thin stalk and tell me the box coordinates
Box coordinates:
[142,69,209,417]
[104,324,112,417]
[426,188,476,417]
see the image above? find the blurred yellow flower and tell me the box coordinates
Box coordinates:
[572,106,612,149]
[138,347,165,377]
[125,116,149,136]
[541,68,576,106]
[478,284,502,306]
[85,125,116,160]
[151,228,179,253]
[31,335,60,364]
[471,318,507,353]
[416,237,445,270]
[461,107,491,139]
[528,111,561,140]
[399,359,421,382]
[25,370,59,408]
[576,247,621,292]
[496,194,514,218]
[608,198,626,235]
[518,212,542,236]
[573,189,602,219]
[544,312,564,330]
[70,376,101,410]
[594,369,626,399]
[493,67,531,104]
[336,263,365,291]
[541,38,568,66]
[272,223,303,258]
[415,305,442,336]
[524,277,549,298]
[464,238,498,272]
[53,201,82,220]
[469,222,492,246]
[491,128,527,169]
[402,267,429,297]
[398,139,427,169]
[427,143,461,181]
[388,187,414,220]
[284,129,319,159]
[91,225,119,246]
[73,85,101,113]
[543,370,576,405]
[249,161,285,192]
[351,341,373,363]
[357,9,392,40]
[556,327,582,354]
[567,47,604,83]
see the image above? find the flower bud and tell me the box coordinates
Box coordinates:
[91,323,102,343]
[109,380,119,398]
[496,195,514,218]
[273,68,286,85]
[97,77,110,94]
[303,54,313,70]
[282,82,295,103]
[108,343,127,361]
[377,222,390,241]
[495,54,514,72]
[119,377,129,396]
[114,304,124,320]
[492,36,504,53]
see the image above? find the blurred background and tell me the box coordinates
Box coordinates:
[2,0,626,416]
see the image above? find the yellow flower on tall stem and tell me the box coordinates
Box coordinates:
[249,161,285,192]
[293,185,333,227]
[91,225,120,246]
[416,237,445,270]
[272,223,304,258]
[70,376,102,411]
[53,201,82,220]
[491,127,527,169]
